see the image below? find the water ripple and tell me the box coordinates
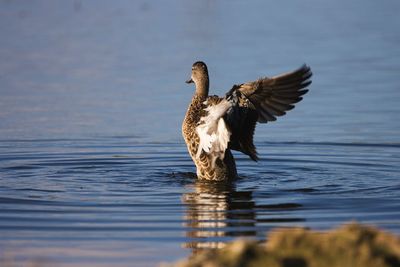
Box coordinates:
[0,139,399,265]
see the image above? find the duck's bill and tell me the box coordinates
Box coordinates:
[185,78,193,84]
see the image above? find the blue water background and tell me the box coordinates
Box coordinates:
[0,0,399,266]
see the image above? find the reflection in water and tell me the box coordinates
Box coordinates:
[182,180,256,254]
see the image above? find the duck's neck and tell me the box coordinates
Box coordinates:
[194,78,209,98]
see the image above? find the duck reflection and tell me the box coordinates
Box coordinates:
[182,180,256,254]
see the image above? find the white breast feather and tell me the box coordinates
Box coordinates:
[196,99,232,168]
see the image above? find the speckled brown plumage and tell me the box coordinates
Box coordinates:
[182,94,237,180]
[182,61,312,181]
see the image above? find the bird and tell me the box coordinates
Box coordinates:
[182,61,312,181]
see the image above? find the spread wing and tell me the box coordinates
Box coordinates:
[225,64,312,161]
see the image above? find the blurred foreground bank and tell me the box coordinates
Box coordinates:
[170,223,400,267]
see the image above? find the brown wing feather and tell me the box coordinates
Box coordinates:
[224,90,259,161]
[238,64,312,123]
[224,65,312,160]
[230,106,258,161]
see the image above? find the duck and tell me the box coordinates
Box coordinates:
[182,61,312,181]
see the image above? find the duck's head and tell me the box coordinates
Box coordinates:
[186,61,209,84]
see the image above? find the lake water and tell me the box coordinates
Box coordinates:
[1,0,400,266]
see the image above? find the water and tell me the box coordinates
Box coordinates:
[1,139,399,266]
[1,0,400,266]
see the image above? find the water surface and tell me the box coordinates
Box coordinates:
[0,0,400,266]
[1,139,399,266]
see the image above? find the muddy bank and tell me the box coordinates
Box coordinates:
[172,223,400,267]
